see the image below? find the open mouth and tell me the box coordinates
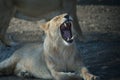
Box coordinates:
[60,20,74,43]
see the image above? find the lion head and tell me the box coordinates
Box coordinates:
[40,13,75,45]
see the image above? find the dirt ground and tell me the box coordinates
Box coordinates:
[0,4,120,80]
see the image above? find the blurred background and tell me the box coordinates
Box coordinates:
[77,0,120,5]
[0,0,120,80]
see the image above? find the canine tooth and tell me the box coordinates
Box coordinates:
[67,38,70,41]
[64,23,67,27]
[71,36,74,39]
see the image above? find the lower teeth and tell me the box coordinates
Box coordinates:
[67,38,70,41]
[67,37,74,41]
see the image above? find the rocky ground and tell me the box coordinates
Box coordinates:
[0,4,120,80]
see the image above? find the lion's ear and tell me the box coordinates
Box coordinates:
[40,22,50,31]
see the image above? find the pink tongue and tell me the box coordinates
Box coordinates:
[64,30,71,38]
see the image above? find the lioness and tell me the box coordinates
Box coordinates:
[0,14,97,80]
[0,0,82,46]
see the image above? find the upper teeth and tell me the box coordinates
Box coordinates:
[64,23,67,27]
[67,36,74,41]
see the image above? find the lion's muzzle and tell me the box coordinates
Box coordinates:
[60,15,74,44]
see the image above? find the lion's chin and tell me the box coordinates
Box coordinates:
[63,40,73,46]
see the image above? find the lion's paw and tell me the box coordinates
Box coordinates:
[17,71,33,78]
[83,73,100,80]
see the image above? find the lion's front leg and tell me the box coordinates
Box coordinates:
[15,70,33,78]
[51,70,78,80]
[45,58,77,80]
[0,0,17,46]
[80,67,99,80]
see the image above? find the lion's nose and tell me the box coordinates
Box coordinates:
[64,14,69,19]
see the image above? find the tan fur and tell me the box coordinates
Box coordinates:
[0,0,82,46]
[0,14,98,80]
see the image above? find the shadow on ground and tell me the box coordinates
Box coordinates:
[76,32,120,80]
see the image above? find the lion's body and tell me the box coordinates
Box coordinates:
[0,14,97,80]
[0,0,82,46]
[0,43,52,79]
